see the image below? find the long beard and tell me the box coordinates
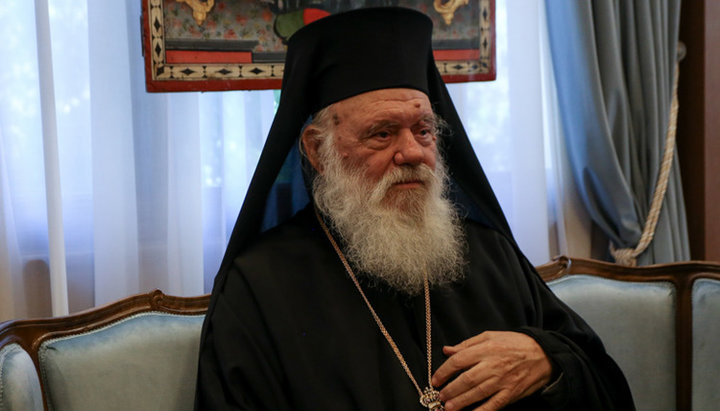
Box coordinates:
[312,144,466,295]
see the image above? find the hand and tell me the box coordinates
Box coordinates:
[431,331,553,411]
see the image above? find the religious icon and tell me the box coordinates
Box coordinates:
[142,0,495,92]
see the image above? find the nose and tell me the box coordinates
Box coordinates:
[393,129,424,165]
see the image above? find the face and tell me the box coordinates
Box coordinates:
[306,89,465,294]
[304,88,438,197]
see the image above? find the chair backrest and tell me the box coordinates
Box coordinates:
[537,256,720,411]
[548,275,676,411]
[39,312,204,410]
[692,278,720,411]
[0,343,44,411]
[0,290,209,411]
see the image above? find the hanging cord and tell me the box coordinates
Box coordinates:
[610,55,681,266]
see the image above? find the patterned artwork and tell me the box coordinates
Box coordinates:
[143,0,495,91]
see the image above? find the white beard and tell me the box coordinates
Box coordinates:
[312,140,466,295]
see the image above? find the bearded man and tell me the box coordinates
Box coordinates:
[195,8,635,411]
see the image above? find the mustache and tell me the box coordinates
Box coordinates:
[373,164,436,192]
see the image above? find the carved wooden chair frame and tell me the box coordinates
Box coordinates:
[3,256,720,410]
[0,290,210,409]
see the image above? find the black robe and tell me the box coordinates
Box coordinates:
[196,206,635,410]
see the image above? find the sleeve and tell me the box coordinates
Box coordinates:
[515,256,636,411]
[194,265,293,411]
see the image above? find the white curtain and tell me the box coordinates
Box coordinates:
[0,0,275,321]
[449,1,592,265]
[0,0,585,321]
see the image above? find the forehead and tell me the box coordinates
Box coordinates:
[331,88,432,123]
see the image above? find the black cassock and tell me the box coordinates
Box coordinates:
[195,206,635,410]
[196,8,634,410]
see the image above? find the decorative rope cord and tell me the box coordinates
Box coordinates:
[611,62,680,266]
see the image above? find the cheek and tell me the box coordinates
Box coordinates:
[423,146,438,170]
[361,157,391,182]
[339,154,390,184]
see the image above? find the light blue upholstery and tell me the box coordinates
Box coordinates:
[692,278,720,411]
[38,312,204,411]
[0,343,44,411]
[548,275,676,411]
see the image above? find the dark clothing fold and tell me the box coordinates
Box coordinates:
[196,8,634,410]
[196,207,634,410]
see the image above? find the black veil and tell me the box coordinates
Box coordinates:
[205,5,515,347]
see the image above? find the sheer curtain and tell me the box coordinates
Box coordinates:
[0,0,576,321]
[0,0,275,321]
[449,0,589,264]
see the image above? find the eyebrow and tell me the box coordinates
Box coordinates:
[419,114,439,129]
[361,120,400,139]
[361,114,440,138]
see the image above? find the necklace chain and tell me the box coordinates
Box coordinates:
[315,209,444,410]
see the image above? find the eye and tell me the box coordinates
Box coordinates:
[373,130,391,140]
[416,127,435,143]
[363,129,394,149]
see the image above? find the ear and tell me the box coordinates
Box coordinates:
[301,125,324,174]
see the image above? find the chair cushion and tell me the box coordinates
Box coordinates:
[0,343,44,411]
[548,275,676,411]
[692,278,720,411]
[38,312,204,411]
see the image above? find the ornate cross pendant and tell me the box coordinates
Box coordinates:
[419,387,444,410]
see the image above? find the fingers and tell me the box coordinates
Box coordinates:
[472,390,514,411]
[469,383,547,411]
[445,332,493,352]
[441,366,538,411]
[432,342,487,387]
[438,356,529,410]
[439,360,493,400]
[444,380,499,411]
[439,364,497,410]
[441,381,517,411]
[432,331,554,410]
[432,331,508,387]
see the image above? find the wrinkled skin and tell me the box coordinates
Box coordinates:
[433,331,553,410]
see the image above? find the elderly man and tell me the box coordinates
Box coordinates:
[195,7,634,411]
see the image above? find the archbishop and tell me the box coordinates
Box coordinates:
[195,7,635,411]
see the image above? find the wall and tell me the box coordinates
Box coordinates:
[677,0,720,262]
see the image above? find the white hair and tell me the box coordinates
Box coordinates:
[308,108,466,294]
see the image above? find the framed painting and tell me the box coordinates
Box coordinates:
[142,0,496,92]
